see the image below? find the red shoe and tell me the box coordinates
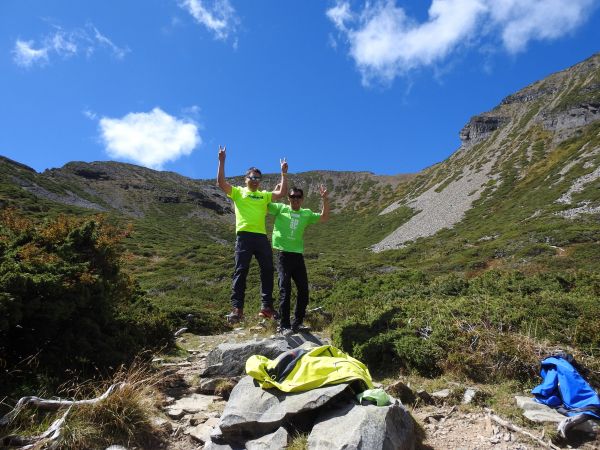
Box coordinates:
[226,308,244,324]
[258,307,279,320]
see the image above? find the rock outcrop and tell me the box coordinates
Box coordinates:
[195,333,415,449]
[373,52,600,251]
[459,115,509,146]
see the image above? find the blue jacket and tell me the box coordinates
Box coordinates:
[532,356,600,419]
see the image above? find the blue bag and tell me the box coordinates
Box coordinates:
[532,355,600,419]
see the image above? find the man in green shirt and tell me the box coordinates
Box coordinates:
[217,145,288,323]
[268,185,329,334]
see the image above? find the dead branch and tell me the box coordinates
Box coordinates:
[0,382,125,427]
[174,327,188,337]
[1,383,126,449]
[488,411,560,450]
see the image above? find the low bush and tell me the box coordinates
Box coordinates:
[0,210,173,395]
[330,270,600,383]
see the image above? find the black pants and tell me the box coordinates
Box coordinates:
[231,232,274,310]
[276,251,309,328]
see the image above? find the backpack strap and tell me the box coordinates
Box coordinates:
[266,349,308,383]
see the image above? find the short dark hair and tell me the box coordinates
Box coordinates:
[246,167,262,177]
[289,187,303,197]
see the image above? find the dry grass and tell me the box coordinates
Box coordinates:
[213,379,236,400]
[287,432,309,450]
[58,362,165,450]
[1,361,167,450]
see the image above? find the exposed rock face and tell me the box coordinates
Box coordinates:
[72,168,111,180]
[374,52,600,251]
[542,102,600,134]
[459,115,509,146]
[500,87,559,105]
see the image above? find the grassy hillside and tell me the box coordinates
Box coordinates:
[1,55,599,406]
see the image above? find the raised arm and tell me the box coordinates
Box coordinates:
[319,184,330,223]
[271,157,288,201]
[217,145,232,195]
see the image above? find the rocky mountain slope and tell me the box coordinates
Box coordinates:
[1,158,409,220]
[373,52,600,251]
[1,53,599,275]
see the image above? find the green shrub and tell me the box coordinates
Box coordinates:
[0,210,173,393]
[329,270,600,383]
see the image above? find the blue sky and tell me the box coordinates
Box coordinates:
[1,1,599,180]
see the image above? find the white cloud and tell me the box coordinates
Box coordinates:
[327,0,597,85]
[99,108,201,170]
[326,2,353,30]
[12,24,128,68]
[89,25,129,59]
[179,0,239,41]
[83,109,97,120]
[13,40,49,67]
[487,0,595,53]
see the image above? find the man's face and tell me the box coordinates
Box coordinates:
[245,171,261,191]
[288,191,303,210]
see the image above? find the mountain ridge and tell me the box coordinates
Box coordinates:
[372,52,600,251]
[1,52,598,274]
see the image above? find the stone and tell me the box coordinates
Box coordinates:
[217,376,351,442]
[431,389,451,400]
[307,400,415,450]
[387,380,416,405]
[167,393,219,414]
[246,427,289,449]
[282,332,324,349]
[151,416,173,433]
[201,339,290,378]
[188,411,209,425]
[515,396,565,422]
[204,427,289,450]
[516,396,600,433]
[187,417,220,443]
[198,377,240,395]
[416,389,434,405]
[203,437,239,449]
[462,388,477,404]
[166,408,185,420]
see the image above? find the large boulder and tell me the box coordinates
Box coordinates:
[215,376,351,443]
[307,400,415,450]
[201,338,291,378]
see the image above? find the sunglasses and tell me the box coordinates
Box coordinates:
[289,194,303,199]
[247,176,262,181]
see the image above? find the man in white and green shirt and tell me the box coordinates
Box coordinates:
[268,185,329,333]
[217,145,288,323]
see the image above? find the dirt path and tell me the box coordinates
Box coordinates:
[414,406,544,450]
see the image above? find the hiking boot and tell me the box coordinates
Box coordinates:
[258,307,279,320]
[277,326,293,337]
[292,324,311,333]
[226,308,244,324]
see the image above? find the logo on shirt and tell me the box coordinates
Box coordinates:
[246,194,264,200]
